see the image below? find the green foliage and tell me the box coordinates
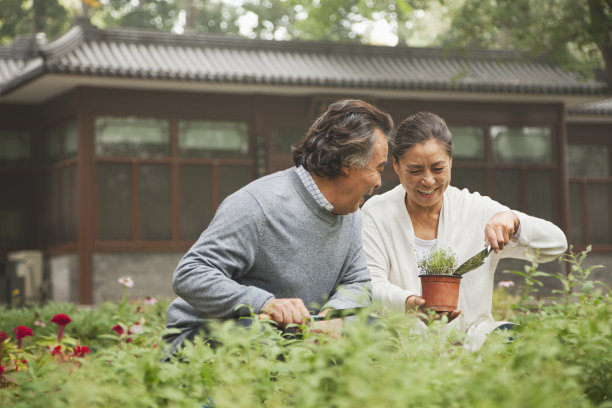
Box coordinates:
[1,250,611,407]
[440,0,612,81]
[418,247,457,275]
[0,0,72,45]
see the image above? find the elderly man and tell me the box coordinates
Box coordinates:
[164,99,393,348]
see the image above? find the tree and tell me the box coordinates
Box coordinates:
[0,0,71,45]
[438,0,612,82]
[90,0,181,31]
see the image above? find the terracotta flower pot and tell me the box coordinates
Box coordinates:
[418,274,462,312]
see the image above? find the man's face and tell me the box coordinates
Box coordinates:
[334,128,388,215]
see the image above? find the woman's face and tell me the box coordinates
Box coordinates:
[393,139,452,211]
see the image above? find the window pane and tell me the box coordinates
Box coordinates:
[491,126,552,163]
[451,167,487,194]
[95,117,170,158]
[98,163,131,240]
[273,128,305,154]
[569,183,584,244]
[568,145,609,177]
[139,164,171,240]
[527,170,555,222]
[45,126,63,164]
[493,169,521,210]
[0,174,29,248]
[449,127,485,162]
[44,171,60,245]
[179,120,248,158]
[0,131,30,168]
[61,166,78,242]
[219,166,251,203]
[587,183,611,244]
[180,165,213,240]
[65,121,78,159]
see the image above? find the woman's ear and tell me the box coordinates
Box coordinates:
[392,156,400,176]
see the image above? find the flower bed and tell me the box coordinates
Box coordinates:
[0,252,610,407]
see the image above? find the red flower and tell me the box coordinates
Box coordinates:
[112,325,124,336]
[125,337,133,343]
[51,313,72,326]
[13,326,32,349]
[72,345,90,357]
[51,313,72,342]
[51,345,63,356]
[0,364,4,374]
[0,331,9,342]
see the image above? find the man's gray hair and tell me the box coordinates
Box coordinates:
[292,99,393,178]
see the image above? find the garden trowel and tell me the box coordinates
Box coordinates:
[453,245,492,276]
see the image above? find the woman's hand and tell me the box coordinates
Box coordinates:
[484,211,520,254]
[406,295,461,323]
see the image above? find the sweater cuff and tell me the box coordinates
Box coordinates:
[246,286,275,315]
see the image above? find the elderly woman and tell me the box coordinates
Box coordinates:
[361,112,567,349]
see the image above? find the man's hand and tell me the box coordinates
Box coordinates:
[405,295,461,323]
[259,298,310,328]
[484,211,520,253]
[308,309,343,338]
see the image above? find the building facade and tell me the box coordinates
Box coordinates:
[1,19,611,304]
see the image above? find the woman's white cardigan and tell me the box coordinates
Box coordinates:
[361,184,568,349]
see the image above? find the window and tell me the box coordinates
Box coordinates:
[42,121,78,246]
[0,130,31,248]
[95,117,170,158]
[449,125,557,223]
[491,126,552,163]
[568,144,611,246]
[178,120,248,158]
[95,116,252,243]
[45,121,77,163]
[0,130,30,168]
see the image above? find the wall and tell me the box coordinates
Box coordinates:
[48,253,79,303]
[92,252,183,304]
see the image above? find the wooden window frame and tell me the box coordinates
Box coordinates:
[93,116,255,250]
[567,131,612,252]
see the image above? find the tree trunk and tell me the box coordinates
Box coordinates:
[587,0,612,84]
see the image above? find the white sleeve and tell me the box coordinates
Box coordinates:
[502,210,568,262]
[362,207,417,311]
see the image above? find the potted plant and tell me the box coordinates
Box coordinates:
[418,247,460,313]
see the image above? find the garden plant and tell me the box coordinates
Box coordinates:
[418,247,462,312]
[0,249,610,407]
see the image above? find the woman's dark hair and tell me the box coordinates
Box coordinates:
[292,99,393,178]
[392,112,453,161]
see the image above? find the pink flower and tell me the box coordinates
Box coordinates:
[0,364,4,374]
[143,296,157,305]
[51,313,72,341]
[118,276,134,288]
[498,280,515,288]
[0,331,9,342]
[112,325,124,336]
[130,323,143,334]
[72,345,90,358]
[34,320,46,327]
[13,326,32,349]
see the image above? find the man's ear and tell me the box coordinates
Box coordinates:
[340,167,351,177]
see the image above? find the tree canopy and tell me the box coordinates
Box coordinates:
[1,0,610,83]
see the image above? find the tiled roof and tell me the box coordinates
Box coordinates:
[1,18,610,97]
[567,98,612,116]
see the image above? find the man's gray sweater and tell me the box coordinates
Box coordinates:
[164,168,371,345]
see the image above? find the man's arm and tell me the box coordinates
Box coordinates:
[172,190,274,318]
[321,216,372,311]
